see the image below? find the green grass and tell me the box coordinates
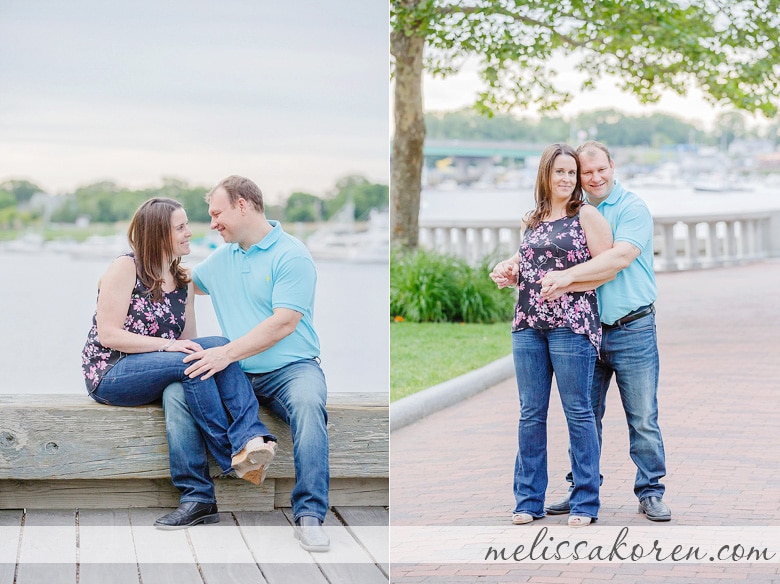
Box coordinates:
[390,321,512,402]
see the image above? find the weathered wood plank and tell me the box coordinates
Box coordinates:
[1,397,169,479]
[190,513,268,584]
[78,509,139,584]
[233,510,329,584]
[273,477,389,508]
[0,564,14,584]
[0,477,385,510]
[0,510,21,584]
[334,506,389,576]
[128,509,203,584]
[0,479,181,510]
[289,509,388,584]
[16,510,77,584]
[199,562,267,584]
[16,565,76,584]
[0,393,388,480]
[333,506,389,526]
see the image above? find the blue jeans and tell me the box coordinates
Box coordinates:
[90,336,274,474]
[512,328,600,519]
[564,312,666,501]
[162,359,330,522]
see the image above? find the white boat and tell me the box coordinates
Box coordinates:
[692,173,754,193]
[0,233,44,253]
[305,206,389,264]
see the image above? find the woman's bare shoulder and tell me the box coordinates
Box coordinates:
[98,254,136,288]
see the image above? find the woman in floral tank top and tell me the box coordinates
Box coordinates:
[81,198,278,502]
[490,143,613,527]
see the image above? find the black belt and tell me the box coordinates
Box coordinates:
[602,304,655,329]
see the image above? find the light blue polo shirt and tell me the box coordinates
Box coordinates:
[592,180,657,325]
[192,220,320,374]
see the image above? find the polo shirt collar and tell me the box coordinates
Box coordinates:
[230,220,283,254]
[598,179,626,207]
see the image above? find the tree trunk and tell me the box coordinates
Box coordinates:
[390,26,425,249]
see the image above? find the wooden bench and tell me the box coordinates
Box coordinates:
[0,393,388,511]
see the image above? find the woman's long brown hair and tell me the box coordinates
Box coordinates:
[127,198,190,302]
[525,143,584,231]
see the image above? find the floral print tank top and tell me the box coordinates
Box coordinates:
[511,212,601,350]
[81,256,188,392]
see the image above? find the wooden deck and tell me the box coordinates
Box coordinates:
[0,505,388,584]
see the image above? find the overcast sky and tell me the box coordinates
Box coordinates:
[0,1,389,202]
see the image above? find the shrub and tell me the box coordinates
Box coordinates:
[390,247,516,323]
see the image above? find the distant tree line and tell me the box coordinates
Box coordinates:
[284,175,389,223]
[0,179,43,229]
[425,108,779,150]
[46,178,212,224]
[0,175,388,230]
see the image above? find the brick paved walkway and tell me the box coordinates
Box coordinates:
[390,259,780,583]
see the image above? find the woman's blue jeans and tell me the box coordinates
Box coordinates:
[512,328,600,518]
[89,336,274,473]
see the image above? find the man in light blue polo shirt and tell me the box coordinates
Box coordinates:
[192,215,321,374]
[156,175,331,551]
[539,141,670,522]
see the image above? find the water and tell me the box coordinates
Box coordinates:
[420,182,780,223]
[0,250,388,395]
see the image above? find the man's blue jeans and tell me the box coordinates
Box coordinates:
[512,328,600,519]
[90,336,273,473]
[565,312,666,501]
[162,359,330,522]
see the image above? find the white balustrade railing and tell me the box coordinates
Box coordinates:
[419,211,780,271]
[651,212,772,271]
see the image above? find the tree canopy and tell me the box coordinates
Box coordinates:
[0,179,44,205]
[391,0,780,247]
[323,175,390,220]
[49,180,211,224]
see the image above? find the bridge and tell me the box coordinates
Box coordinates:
[423,139,545,160]
[423,140,546,185]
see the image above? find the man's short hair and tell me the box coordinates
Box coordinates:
[576,140,612,162]
[208,175,264,213]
